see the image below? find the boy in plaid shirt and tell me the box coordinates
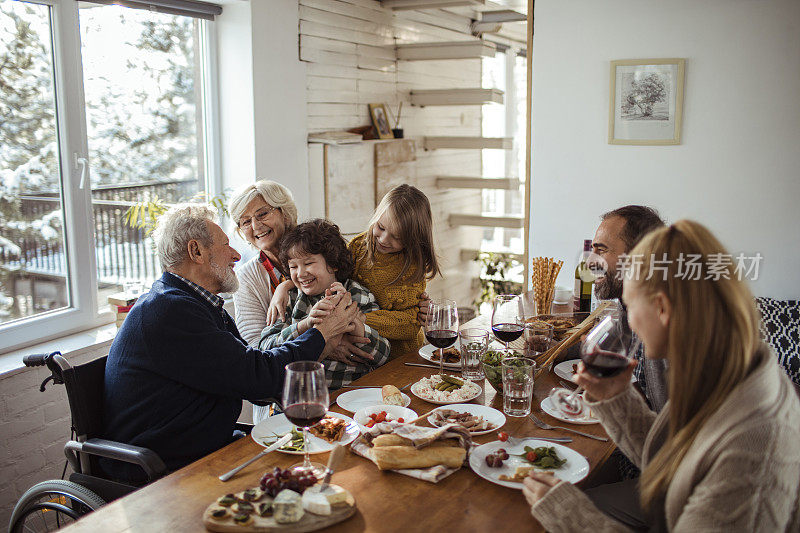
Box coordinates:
[259,219,391,390]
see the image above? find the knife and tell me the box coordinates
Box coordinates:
[218,432,293,482]
[317,444,346,492]
[404,362,459,372]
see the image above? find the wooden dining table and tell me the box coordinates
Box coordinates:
[61,316,617,532]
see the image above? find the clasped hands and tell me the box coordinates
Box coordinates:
[303,283,372,365]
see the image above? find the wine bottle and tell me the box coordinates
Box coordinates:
[573,239,595,312]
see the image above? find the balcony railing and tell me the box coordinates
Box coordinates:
[1,178,198,285]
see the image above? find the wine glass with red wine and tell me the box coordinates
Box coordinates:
[282,360,329,477]
[548,316,639,418]
[425,299,459,374]
[491,294,524,354]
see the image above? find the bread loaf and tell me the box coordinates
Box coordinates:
[372,435,458,448]
[381,385,404,406]
[370,445,466,470]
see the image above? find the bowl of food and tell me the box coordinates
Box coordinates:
[481,349,524,394]
[353,404,418,431]
[526,313,589,341]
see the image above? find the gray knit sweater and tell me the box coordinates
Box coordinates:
[532,345,800,532]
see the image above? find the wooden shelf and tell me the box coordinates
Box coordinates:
[480,10,526,23]
[436,176,518,189]
[424,136,512,150]
[460,248,523,262]
[396,41,496,61]
[448,214,524,229]
[381,0,486,10]
[410,88,504,107]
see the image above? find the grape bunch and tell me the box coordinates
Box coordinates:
[259,467,317,497]
[484,448,509,468]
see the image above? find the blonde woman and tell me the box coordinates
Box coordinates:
[228,180,298,347]
[525,220,800,532]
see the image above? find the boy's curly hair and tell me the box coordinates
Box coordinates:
[279,219,354,283]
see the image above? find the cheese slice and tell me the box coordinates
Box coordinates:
[273,489,304,524]
[302,484,349,515]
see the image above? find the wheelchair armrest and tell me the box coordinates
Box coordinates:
[65,439,167,481]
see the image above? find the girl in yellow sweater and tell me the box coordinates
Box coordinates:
[267,184,440,359]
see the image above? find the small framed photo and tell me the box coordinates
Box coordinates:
[369,103,394,140]
[608,58,685,145]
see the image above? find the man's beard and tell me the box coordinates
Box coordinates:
[210,259,239,293]
[594,270,623,300]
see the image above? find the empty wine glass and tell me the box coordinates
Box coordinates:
[282,361,329,477]
[491,294,523,354]
[425,299,458,374]
[548,316,639,418]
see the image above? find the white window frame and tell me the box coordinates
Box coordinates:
[0,0,220,354]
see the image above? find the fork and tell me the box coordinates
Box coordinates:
[528,412,609,442]
[506,434,572,446]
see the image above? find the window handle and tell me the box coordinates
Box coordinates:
[74,153,88,189]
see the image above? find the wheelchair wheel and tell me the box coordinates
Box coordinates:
[9,479,106,533]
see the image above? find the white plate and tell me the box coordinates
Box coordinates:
[419,342,461,369]
[335,388,411,412]
[554,359,636,383]
[469,439,590,489]
[409,376,482,405]
[427,403,506,435]
[251,412,359,454]
[419,339,504,369]
[540,397,599,425]
[353,405,418,431]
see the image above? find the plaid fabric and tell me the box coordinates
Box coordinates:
[631,334,647,398]
[260,279,391,390]
[259,251,286,295]
[167,272,229,324]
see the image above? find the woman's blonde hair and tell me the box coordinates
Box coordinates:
[228,180,298,241]
[362,184,440,284]
[629,220,761,511]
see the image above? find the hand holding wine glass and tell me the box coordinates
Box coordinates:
[282,361,329,477]
[548,316,639,418]
[425,299,458,374]
[491,294,523,353]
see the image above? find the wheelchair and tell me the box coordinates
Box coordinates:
[8,351,167,533]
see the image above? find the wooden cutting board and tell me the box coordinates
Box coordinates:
[203,488,356,533]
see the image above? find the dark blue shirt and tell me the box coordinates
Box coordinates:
[102,272,324,481]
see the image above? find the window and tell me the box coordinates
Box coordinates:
[481,48,527,254]
[0,0,220,353]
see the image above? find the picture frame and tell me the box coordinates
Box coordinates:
[369,103,394,140]
[608,58,685,145]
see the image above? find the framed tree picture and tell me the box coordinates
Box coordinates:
[608,58,685,145]
[369,103,394,140]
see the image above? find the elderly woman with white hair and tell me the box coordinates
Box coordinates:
[228,180,299,348]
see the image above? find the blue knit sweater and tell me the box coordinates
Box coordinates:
[102,272,324,480]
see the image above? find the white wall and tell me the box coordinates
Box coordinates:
[216,0,310,217]
[529,0,800,299]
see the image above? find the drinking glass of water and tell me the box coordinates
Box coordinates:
[458,328,488,380]
[501,357,535,417]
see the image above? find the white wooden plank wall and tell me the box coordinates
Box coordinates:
[299,0,488,309]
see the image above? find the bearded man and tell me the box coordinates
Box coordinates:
[589,205,668,411]
[102,204,358,482]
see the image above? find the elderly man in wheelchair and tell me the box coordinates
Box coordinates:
[9,204,358,532]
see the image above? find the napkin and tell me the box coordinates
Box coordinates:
[350,422,472,483]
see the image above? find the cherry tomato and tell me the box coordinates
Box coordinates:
[526,451,538,462]
[497,431,509,442]
[397,418,405,423]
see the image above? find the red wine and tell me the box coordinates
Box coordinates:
[581,349,629,378]
[284,403,326,427]
[492,323,524,343]
[426,329,457,349]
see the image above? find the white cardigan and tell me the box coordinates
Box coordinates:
[233,255,283,424]
[233,255,277,348]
